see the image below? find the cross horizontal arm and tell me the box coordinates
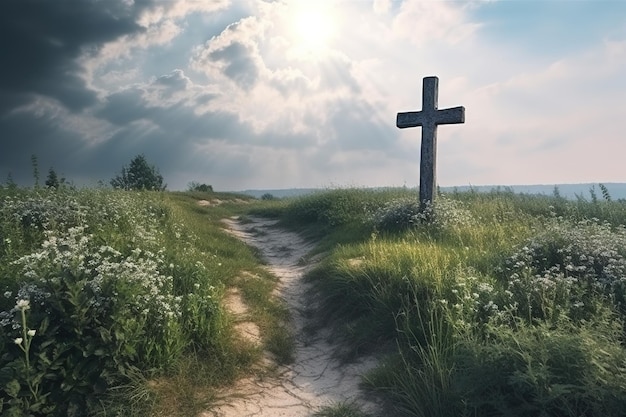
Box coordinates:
[396,106,465,129]
[396,111,423,129]
[436,106,465,125]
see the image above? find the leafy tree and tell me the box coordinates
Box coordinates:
[111,154,166,191]
[187,182,213,193]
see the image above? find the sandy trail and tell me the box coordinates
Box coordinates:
[207,216,381,417]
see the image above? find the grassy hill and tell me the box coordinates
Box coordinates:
[252,187,626,417]
[2,185,626,416]
[0,187,288,416]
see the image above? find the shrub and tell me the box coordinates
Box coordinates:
[369,195,476,233]
[0,228,186,415]
[500,217,626,323]
[187,182,213,193]
[369,197,421,232]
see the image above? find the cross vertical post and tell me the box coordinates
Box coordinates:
[396,76,465,207]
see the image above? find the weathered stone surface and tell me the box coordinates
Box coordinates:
[397,76,465,206]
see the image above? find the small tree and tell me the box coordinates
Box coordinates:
[5,173,17,190]
[187,182,213,193]
[45,168,60,189]
[31,154,40,188]
[111,154,166,191]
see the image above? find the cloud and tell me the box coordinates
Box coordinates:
[209,42,261,90]
[373,0,392,14]
[138,0,231,26]
[0,97,112,184]
[1,0,624,191]
[190,16,266,88]
[187,5,375,146]
[0,0,150,115]
[392,1,482,46]
[0,0,231,117]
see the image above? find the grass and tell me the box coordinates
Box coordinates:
[313,401,374,417]
[0,187,295,416]
[254,187,626,417]
[232,268,295,364]
[3,184,626,416]
[155,192,297,407]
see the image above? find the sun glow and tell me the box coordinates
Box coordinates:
[291,2,336,53]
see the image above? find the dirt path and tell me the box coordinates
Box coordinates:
[207,216,381,417]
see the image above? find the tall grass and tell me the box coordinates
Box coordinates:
[269,187,626,417]
[0,186,273,416]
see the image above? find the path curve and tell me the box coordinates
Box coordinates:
[207,216,381,417]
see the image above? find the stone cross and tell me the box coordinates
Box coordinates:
[396,76,465,207]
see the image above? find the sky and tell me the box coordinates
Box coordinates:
[1,0,625,191]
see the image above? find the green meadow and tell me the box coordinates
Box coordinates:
[2,184,626,416]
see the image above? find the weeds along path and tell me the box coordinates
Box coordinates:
[209,216,381,417]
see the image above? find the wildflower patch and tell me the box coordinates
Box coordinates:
[0,188,225,416]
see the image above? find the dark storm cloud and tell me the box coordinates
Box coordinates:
[0,106,90,183]
[89,107,314,189]
[0,0,150,116]
[98,89,150,125]
[98,79,239,141]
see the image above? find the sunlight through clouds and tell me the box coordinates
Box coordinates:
[1,0,625,190]
[289,1,338,57]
